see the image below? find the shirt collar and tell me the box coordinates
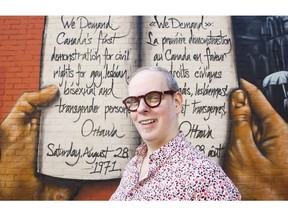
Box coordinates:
[135,131,187,167]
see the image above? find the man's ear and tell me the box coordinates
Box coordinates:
[174,92,183,114]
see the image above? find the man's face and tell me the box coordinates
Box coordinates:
[128,70,182,147]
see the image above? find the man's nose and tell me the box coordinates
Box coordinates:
[137,98,150,113]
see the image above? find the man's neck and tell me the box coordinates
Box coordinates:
[144,130,179,154]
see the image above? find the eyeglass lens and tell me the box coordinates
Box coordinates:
[124,91,162,111]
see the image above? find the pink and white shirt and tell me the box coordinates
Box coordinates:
[110,132,241,201]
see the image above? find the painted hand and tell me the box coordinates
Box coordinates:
[0,85,79,200]
[224,79,288,200]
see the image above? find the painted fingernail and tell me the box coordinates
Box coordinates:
[232,90,247,108]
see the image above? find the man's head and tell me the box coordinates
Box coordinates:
[123,66,183,149]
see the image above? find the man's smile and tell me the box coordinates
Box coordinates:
[139,119,157,125]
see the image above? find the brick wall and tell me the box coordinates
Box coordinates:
[0,16,43,121]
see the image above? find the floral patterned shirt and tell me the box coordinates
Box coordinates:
[110,131,241,201]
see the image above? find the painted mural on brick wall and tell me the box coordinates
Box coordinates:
[0,16,287,200]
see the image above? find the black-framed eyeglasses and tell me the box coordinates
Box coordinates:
[122,90,176,112]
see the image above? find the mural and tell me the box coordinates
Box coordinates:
[0,16,287,200]
[232,16,288,121]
